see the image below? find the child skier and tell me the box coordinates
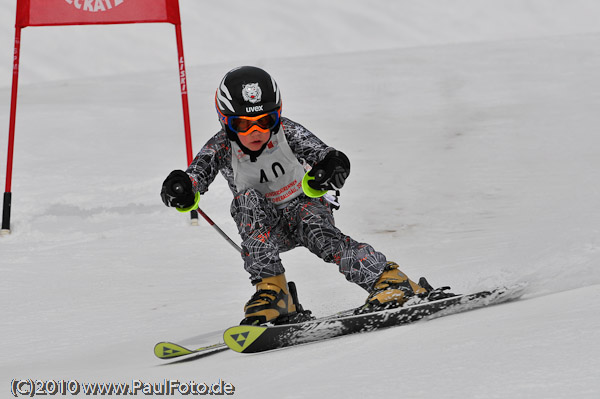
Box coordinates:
[161,66,443,325]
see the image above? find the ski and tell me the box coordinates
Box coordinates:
[154,341,228,360]
[153,305,364,361]
[223,283,527,354]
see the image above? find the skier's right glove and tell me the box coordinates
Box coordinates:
[160,170,198,211]
[302,150,351,198]
[309,151,351,189]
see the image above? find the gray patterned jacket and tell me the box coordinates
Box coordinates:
[186,117,334,197]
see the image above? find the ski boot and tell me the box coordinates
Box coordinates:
[359,262,428,313]
[241,274,313,326]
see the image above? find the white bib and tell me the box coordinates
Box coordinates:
[231,130,307,208]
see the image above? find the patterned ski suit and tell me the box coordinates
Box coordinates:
[186,117,387,291]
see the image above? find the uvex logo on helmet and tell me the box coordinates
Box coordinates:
[64,0,126,12]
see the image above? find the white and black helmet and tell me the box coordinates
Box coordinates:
[215,66,281,118]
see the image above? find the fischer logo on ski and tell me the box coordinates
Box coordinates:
[223,326,267,353]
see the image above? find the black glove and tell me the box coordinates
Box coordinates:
[160,170,195,208]
[307,150,351,190]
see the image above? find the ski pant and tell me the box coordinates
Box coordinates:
[230,188,387,291]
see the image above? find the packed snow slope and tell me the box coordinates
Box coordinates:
[1,1,600,398]
[2,0,600,85]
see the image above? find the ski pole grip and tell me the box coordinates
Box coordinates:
[176,192,201,213]
[302,170,328,198]
[173,183,184,194]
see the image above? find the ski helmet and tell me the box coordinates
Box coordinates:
[215,66,282,160]
[216,66,281,117]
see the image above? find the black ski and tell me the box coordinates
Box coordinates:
[223,283,527,354]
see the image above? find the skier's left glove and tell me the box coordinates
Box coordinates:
[160,170,199,212]
[306,150,351,191]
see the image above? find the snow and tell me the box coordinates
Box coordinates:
[1,0,600,397]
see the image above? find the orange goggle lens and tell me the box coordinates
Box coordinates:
[228,111,280,135]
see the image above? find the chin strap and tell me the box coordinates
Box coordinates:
[243,142,269,162]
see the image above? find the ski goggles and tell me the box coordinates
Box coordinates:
[220,109,281,135]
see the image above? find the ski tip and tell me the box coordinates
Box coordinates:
[154,342,194,359]
[223,325,268,353]
[475,281,529,305]
[503,281,530,296]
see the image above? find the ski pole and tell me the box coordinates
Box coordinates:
[196,207,242,254]
[173,182,242,254]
